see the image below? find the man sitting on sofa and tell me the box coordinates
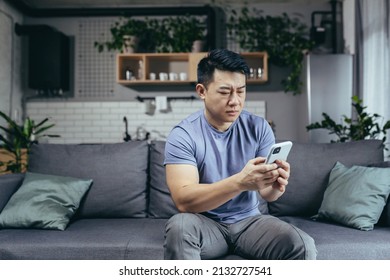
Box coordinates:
[163,49,317,260]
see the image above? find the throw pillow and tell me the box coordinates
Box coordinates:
[0,172,92,230]
[313,161,390,231]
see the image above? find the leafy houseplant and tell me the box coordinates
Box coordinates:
[163,15,207,53]
[306,96,390,147]
[0,111,59,174]
[94,17,157,53]
[227,7,315,95]
[94,15,207,53]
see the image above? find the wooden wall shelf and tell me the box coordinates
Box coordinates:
[117,52,268,86]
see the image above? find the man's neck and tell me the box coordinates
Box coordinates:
[203,110,233,132]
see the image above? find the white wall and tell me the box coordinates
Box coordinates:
[343,0,356,54]
[0,0,24,125]
[26,100,266,144]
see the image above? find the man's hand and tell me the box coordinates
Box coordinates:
[237,157,279,191]
[237,157,290,202]
[271,159,290,192]
[165,157,290,213]
[260,159,290,201]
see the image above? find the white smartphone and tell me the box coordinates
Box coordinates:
[265,141,293,164]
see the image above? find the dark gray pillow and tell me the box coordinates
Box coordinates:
[148,141,179,218]
[312,162,390,231]
[268,140,384,217]
[0,173,25,212]
[28,141,149,218]
[0,172,92,230]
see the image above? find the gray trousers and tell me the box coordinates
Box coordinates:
[164,213,317,260]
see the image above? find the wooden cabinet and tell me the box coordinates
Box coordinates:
[116,52,268,85]
[242,52,268,84]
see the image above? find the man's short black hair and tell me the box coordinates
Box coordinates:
[197,49,250,87]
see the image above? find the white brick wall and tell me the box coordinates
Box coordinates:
[26,100,266,144]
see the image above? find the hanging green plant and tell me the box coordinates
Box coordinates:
[94,17,161,53]
[94,15,207,54]
[163,15,207,52]
[227,7,315,95]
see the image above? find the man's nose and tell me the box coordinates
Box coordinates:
[228,92,240,105]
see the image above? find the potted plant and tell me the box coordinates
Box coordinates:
[148,18,172,53]
[95,15,207,54]
[306,96,390,148]
[0,111,59,174]
[163,15,207,53]
[94,17,157,53]
[227,7,315,95]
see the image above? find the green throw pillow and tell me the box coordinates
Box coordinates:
[0,172,92,230]
[313,162,390,231]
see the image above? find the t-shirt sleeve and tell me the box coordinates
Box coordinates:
[164,126,198,167]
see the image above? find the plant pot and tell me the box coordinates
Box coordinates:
[122,35,139,53]
[0,148,28,174]
[192,40,205,53]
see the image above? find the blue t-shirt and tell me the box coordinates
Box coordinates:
[164,109,275,223]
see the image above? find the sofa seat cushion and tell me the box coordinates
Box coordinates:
[279,216,390,260]
[28,142,149,218]
[0,218,168,260]
[268,140,384,217]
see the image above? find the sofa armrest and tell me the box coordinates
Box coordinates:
[0,173,25,212]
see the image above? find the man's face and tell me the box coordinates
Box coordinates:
[197,69,246,131]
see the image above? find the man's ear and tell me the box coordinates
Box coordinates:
[196,84,206,100]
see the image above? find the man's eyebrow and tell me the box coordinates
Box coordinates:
[218,84,246,90]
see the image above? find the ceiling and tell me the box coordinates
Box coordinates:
[6,0,330,18]
[10,0,329,10]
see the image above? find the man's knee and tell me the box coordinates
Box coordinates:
[279,225,317,260]
[164,213,204,260]
[165,213,202,237]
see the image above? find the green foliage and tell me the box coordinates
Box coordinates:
[94,18,155,53]
[163,15,206,53]
[94,15,206,53]
[227,7,315,95]
[0,111,59,173]
[306,96,390,147]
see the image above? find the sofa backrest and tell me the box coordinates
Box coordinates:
[268,140,385,217]
[23,139,387,221]
[26,141,180,220]
[28,141,149,218]
[148,141,179,218]
[0,173,25,212]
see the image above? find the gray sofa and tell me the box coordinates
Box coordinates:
[0,139,389,260]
